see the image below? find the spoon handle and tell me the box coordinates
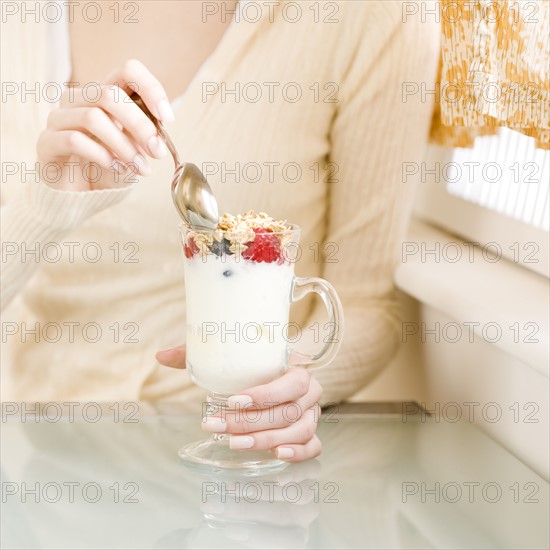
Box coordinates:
[129,91,181,167]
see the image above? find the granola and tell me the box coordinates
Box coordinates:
[186,210,293,261]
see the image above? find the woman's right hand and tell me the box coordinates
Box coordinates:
[37,59,174,192]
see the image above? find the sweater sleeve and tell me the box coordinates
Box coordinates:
[1,180,132,310]
[304,5,441,405]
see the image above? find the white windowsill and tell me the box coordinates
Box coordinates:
[395,218,549,378]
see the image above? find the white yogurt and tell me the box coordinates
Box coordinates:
[184,254,295,395]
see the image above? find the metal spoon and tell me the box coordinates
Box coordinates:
[130,92,219,230]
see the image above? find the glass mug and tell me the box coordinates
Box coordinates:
[178,224,344,473]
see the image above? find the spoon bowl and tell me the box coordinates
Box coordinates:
[130,92,219,230]
[171,163,219,229]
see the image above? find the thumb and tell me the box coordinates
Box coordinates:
[156,345,186,369]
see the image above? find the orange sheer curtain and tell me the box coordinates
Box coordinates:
[429,0,549,149]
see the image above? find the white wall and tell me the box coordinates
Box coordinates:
[350,219,549,481]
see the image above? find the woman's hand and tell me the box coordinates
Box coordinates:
[37,59,173,192]
[156,346,323,462]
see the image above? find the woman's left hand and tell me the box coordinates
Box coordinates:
[156,346,323,462]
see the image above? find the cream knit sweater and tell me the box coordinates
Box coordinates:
[1,1,440,405]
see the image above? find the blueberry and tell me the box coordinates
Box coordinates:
[223,270,233,277]
[211,238,233,256]
[211,241,224,256]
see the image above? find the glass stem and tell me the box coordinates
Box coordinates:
[206,392,231,443]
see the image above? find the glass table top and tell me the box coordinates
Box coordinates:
[1,402,548,549]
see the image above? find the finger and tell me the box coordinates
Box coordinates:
[203,385,322,434]
[104,58,175,123]
[156,345,186,369]
[47,108,150,174]
[288,350,312,365]
[274,434,323,463]
[63,86,168,159]
[38,129,115,170]
[227,367,312,409]
[228,407,318,451]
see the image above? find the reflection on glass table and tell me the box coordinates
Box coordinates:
[1,402,548,549]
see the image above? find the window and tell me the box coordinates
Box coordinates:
[448,129,549,231]
[414,130,549,277]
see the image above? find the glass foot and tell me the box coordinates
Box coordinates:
[178,392,289,476]
[178,434,289,476]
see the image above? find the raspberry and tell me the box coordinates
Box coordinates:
[184,237,199,258]
[242,228,281,263]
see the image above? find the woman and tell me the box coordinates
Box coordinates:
[1,1,440,462]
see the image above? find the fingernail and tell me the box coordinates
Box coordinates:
[157,99,175,123]
[202,417,227,433]
[227,395,253,409]
[276,447,295,459]
[133,154,151,176]
[110,159,126,172]
[148,135,168,159]
[229,435,254,450]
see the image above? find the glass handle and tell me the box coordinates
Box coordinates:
[289,277,344,370]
